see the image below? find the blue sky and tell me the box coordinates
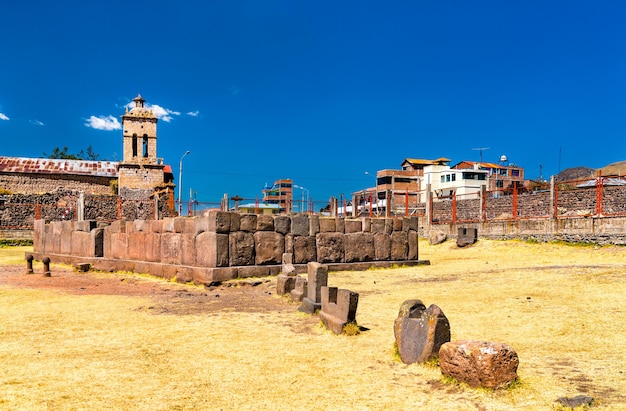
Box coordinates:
[1,1,625,207]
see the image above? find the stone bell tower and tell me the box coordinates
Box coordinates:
[117,94,166,193]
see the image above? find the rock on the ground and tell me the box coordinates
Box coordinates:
[393,300,450,364]
[555,395,594,408]
[439,340,519,389]
[428,230,447,245]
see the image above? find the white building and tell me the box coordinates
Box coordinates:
[423,164,488,200]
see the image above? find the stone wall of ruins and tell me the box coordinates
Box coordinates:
[32,211,423,284]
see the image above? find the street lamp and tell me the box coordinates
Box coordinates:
[293,184,309,213]
[178,150,190,215]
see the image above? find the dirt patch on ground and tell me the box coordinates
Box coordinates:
[0,265,298,315]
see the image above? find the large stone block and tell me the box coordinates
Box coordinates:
[128,231,146,260]
[274,215,291,235]
[181,232,196,266]
[439,340,519,389]
[391,231,408,260]
[229,231,255,266]
[345,219,362,233]
[291,215,309,236]
[110,232,129,260]
[161,232,182,264]
[344,232,375,262]
[371,218,386,234]
[239,214,257,232]
[145,232,162,262]
[408,230,419,260]
[374,232,391,260]
[254,231,284,265]
[335,217,345,233]
[60,229,72,255]
[229,213,240,231]
[256,214,274,231]
[392,218,403,231]
[238,266,271,278]
[394,300,450,364]
[319,286,359,334]
[293,235,316,264]
[309,215,320,236]
[207,210,231,233]
[319,218,336,233]
[196,231,229,267]
[162,217,175,232]
[71,231,92,257]
[316,232,344,263]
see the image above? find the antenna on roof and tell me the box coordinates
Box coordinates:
[471,147,490,163]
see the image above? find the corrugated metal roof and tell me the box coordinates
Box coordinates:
[403,157,451,165]
[0,156,118,177]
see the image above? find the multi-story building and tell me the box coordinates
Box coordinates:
[423,164,488,200]
[262,179,293,214]
[452,160,525,194]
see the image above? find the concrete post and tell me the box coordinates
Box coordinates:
[425,184,432,228]
[153,196,159,220]
[78,192,85,221]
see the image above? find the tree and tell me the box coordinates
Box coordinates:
[43,145,101,160]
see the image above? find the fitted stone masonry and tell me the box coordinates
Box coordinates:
[31,211,429,285]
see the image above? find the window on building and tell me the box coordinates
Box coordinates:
[440,175,445,183]
[451,174,456,182]
[378,176,392,185]
[132,134,138,157]
[496,180,504,188]
[142,135,148,157]
[511,169,520,177]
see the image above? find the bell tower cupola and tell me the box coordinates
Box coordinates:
[121,94,158,164]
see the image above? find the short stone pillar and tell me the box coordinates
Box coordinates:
[276,253,297,295]
[25,254,34,274]
[298,262,328,314]
[289,276,307,303]
[439,340,519,389]
[319,286,359,334]
[457,227,478,247]
[42,257,51,277]
[393,300,450,364]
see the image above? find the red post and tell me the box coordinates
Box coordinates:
[369,194,373,218]
[512,182,518,220]
[452,192,457,223]
[35,203,41,220]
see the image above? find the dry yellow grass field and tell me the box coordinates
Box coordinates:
[0,240,625,410]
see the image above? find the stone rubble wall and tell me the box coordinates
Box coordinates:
[32,211,423,284]
[0,174,114,196]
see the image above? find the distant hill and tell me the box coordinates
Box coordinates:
[598,160,626,177]
[555,167,595,182]
[556,160,626,182]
